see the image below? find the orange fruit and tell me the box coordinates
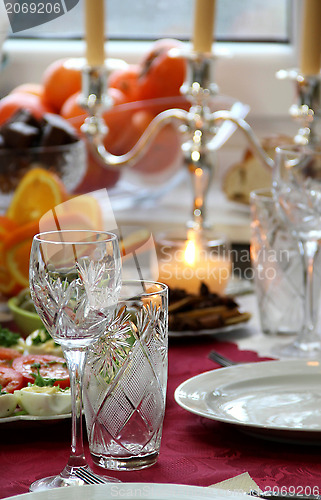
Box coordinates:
[3,220,40,288]
[42,58,83,114]
[60,91,86,125]
[0,216,19,241]
[61,87,127,130]
[108,64,141,102]
[0,92,51,126]
[6,168,69,226]
[138,39,186,100]
[10,83,45,98]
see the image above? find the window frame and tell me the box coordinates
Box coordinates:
[0,0,301,121]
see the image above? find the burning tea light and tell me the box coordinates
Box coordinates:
[157,230,231,295]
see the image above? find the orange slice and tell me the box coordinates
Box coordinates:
[0,217,21,295]
[61,194,103,230]
[3,221,40,288]
[6,168,69,226]
[0,246,21,296]
[39,210,96,233]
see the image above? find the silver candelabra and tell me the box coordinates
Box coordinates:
[80,49,321,232]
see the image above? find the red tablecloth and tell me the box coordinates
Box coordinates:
[2,337,321,498]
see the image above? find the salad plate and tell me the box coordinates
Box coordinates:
[0,412,71,428]
[174,359,321,444]
[6,482,250,500]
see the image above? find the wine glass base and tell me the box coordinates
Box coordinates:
[29,467,120,492]
[272,337,321,359]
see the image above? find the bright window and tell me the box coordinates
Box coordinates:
[9,0,290,42]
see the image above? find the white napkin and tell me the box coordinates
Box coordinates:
[210,472,261,494]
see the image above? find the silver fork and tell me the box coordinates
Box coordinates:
[208,350,237,367]
[73,467,114,485]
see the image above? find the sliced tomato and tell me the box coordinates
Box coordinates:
[12,354,70,389]
[0,366,24,393]
[0,347,22,367]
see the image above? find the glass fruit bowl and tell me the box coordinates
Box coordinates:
[0,140,86,214]
[68,95,190,198]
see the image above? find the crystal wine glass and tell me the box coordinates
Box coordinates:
[29,230,122,491]
[272,145,321,357]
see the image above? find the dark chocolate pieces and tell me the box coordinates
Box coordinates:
[168,283,251,332]
[0,109,79,150]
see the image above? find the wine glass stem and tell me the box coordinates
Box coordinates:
[300,239,319,339]
[62,347,88,470]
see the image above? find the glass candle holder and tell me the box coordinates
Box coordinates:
[155,228,231,295]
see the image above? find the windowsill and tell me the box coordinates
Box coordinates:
[3,36,294,58]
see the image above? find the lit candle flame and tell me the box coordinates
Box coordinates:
[184,229,200,266]
[184,239,197,266]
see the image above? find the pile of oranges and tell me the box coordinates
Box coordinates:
[0,39,188,193]
[0,168,103,298]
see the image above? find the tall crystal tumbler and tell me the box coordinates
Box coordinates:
[83,280,168,471]
[250,189,304,335]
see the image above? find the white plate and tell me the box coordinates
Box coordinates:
[0,413,71,428]
[6,483,249,500]
[169,321,251,338]
[174,360,321,444]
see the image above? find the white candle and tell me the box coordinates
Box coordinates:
[157,234,231,295]
[193,0,216,53]
[300,0,321,75]
[85,0,105,66]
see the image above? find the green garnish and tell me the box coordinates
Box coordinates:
[45,360,67,368]
[31,329,51,345]
[0,385,7,395]
[0,325,21,348]
[30,363,57,387]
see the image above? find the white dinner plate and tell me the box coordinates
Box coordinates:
[6,483,250,500]
[174,360,321,444]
